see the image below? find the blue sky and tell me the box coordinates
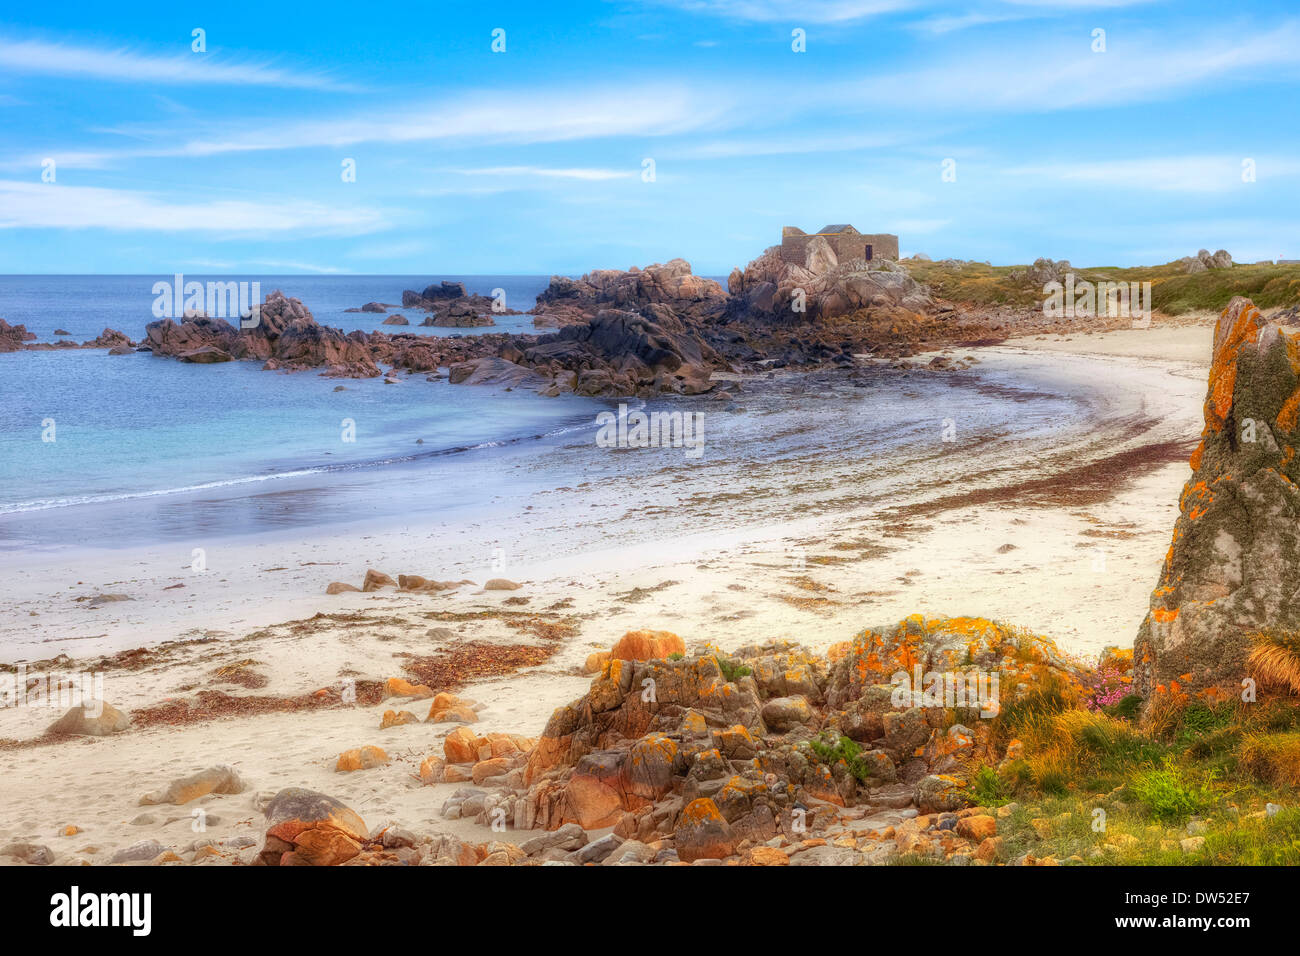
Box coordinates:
[2,0,1299,274]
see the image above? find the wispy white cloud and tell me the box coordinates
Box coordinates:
[907,10,1037,34]
[670,130,914,159]
[3,83,733,171]
[870,21,1300,110]
[450,165,636,181]
[0,36,354,90]
[652,0,918,24]
[0,180,389,234]
[1007,155,1300,193]
[249,259,346,273]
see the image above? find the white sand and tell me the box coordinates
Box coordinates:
[0,322,1214,864]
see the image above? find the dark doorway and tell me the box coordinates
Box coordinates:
[864,244,873,261]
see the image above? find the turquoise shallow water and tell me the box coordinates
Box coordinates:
[0,276,1095,557]
[0,276,599,543]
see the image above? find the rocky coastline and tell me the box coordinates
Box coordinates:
[4,245,1151,397]
[7,301,1300,866]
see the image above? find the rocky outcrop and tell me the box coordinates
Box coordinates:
[87,328,133,349]
[1177,249,1234,273]
[442,617,1082,864]
[1134,297,1300,702]
[400,281,515,323]
[145,290,381,378]
[727,244,932,321]
[533,259,728,327]
[507,307,722,396]
[1021,258,1072,285]
[0,319,36,352]
[420,302,495,327]
[402,280,470,308]
[447,355,549,389]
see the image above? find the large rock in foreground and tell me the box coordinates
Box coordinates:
[503,616,1080,854]
[1134,297,1300,701]
[255,788,367,866]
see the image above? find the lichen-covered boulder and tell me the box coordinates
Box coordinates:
[255,788,367,866]
[674,798,735,862]
[1134,297,1300,701]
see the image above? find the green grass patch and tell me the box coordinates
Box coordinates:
[717,658,752,682]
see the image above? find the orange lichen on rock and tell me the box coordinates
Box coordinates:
[335,745,388,772]
[609,629,685,662]
[1278,387,1300,433]
[1204,298,1262,432]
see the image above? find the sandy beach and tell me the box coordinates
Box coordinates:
[0,318,1216,864]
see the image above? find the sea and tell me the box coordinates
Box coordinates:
[0,275,1092,558]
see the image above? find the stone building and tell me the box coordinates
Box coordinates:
[780,225,899,266]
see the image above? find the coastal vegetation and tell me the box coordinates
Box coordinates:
[904,257,1300,315]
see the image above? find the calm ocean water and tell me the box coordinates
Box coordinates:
[0,275,1091,556]
[0,276,598,534]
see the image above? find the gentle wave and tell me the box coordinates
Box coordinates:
[0,417,598,515]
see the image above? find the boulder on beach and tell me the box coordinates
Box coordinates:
[610,629,685,662]
[336,745,388,772]
[255,788,367,866]
[380,709,419,730]
[362,569,396,591]
[1,842,53,865]
[139,765,245,806]
[46,702,129,737]
[385,676,433,699]
[109,840,164,864]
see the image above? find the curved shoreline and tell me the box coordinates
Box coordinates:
[0,325,1213,866]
